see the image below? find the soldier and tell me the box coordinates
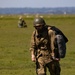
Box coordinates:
[29,17,61,75]
[18,16,27,28]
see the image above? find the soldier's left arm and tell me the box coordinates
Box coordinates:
[48,30,56,57]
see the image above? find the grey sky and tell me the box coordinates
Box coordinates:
[0,0,75,8]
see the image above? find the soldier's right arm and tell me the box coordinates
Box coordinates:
[30,31,36,62]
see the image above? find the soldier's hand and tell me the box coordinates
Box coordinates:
[31,54,36,62]
[51,56,60,61]
[55,58,60,61]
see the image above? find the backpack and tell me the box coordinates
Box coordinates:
[47,25,68,58]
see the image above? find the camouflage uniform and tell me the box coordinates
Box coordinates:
[30,27,61,75]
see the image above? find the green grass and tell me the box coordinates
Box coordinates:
[0,14,75,75]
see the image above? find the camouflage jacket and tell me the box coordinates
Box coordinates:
[30,27,56,63]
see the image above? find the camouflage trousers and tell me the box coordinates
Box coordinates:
[36,60,61,75]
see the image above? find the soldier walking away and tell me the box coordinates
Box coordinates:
[18,16,27,28]
[29,17,61,75]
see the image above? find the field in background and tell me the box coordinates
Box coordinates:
[0,14,75,75]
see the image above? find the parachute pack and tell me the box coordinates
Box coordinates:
[47,25,68,58]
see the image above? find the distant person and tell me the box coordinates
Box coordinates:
[18,16,27,28]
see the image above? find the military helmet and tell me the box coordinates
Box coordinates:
[33,17,46,27]
[19,16,23,20]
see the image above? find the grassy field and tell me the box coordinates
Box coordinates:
[0,14,75,75]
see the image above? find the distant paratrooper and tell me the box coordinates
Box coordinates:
[18,16,27,28]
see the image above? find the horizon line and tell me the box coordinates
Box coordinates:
[0,6,75,9]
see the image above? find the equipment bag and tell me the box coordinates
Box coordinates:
[47,25,68,58]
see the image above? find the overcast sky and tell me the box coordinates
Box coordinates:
[0,0,75,8]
